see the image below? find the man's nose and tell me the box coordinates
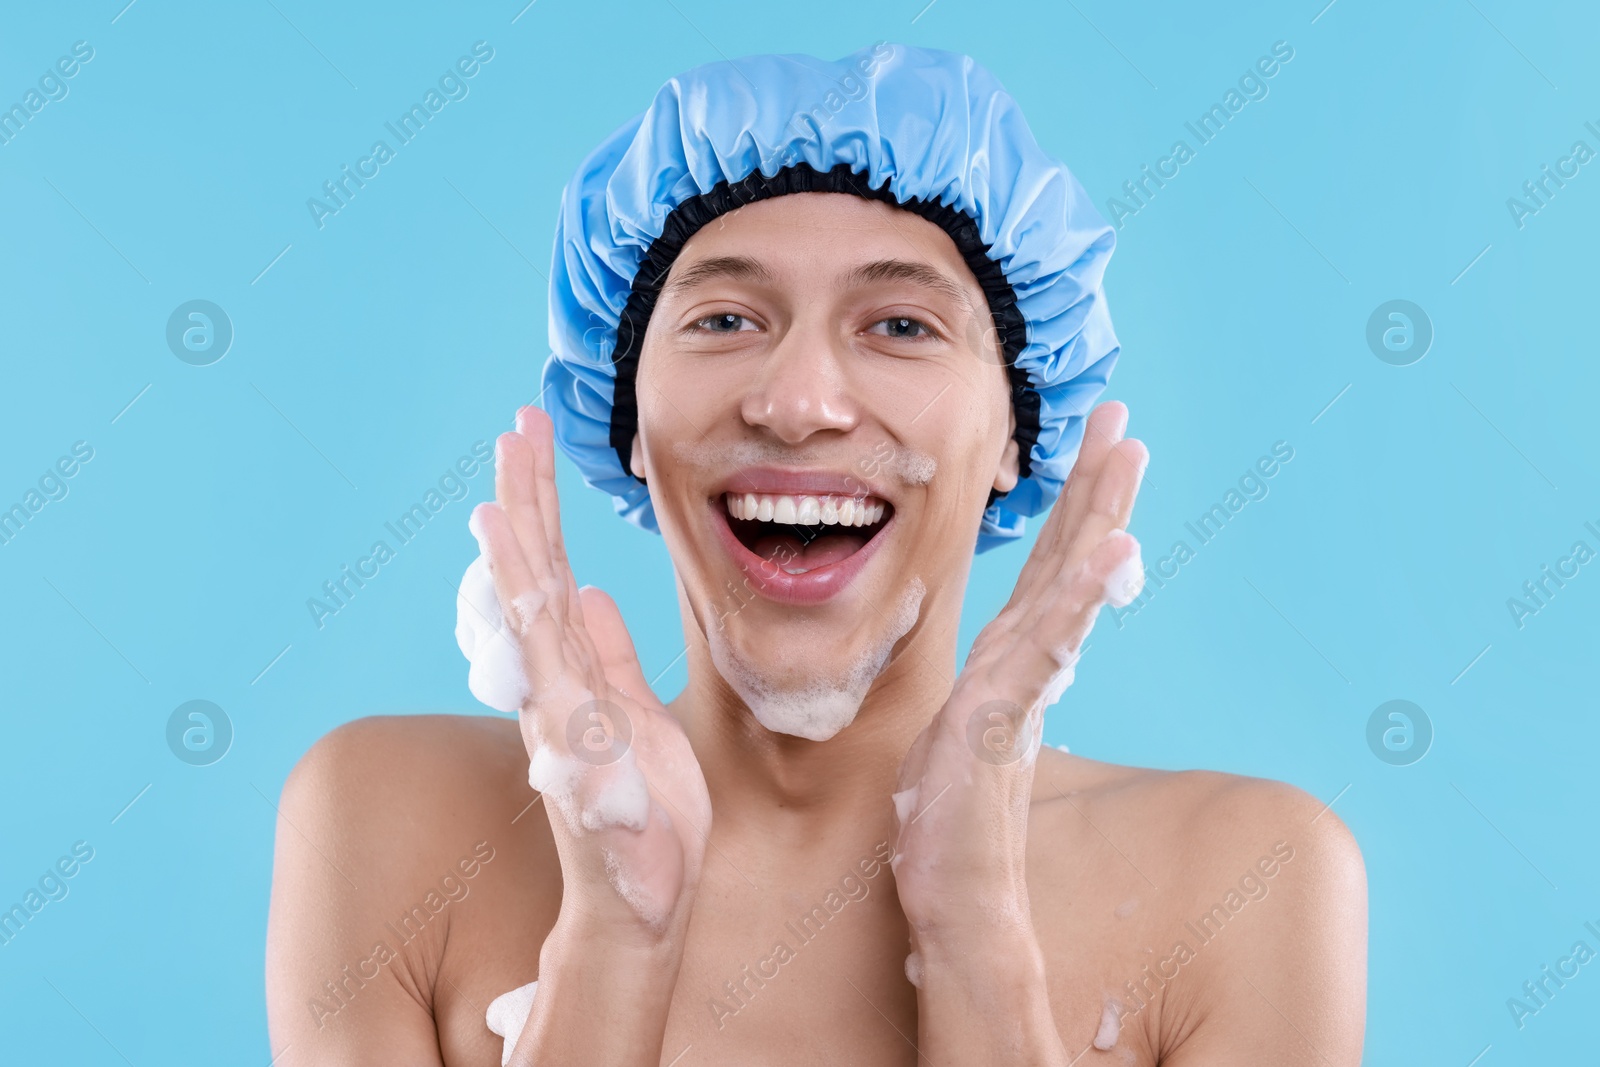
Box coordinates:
[738,321,859,444]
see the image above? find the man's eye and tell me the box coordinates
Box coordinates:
[870,316,934,340]
[692,313,756,333]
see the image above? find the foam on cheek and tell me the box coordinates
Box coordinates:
[709,577,926,741]
[890,447,937,486]
[485,980,539,1066]
[455,553,529,714]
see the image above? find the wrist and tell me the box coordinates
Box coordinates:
[916,920,1047,987]
[543,905,686,966]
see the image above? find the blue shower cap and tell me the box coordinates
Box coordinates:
[540,41,1119,552]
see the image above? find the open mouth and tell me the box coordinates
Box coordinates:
[722,492,894,575]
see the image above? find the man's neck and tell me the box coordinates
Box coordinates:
[669,593,963,841]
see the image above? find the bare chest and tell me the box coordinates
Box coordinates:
[432,846,1164,1066]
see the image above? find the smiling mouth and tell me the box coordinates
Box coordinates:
[722,492,894,574]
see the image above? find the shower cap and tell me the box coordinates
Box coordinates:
[540,41,1120,552]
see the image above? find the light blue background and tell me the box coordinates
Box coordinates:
[2,0,1595,1062]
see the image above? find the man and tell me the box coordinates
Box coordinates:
[267,43,1365,1065]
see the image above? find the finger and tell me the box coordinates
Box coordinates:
[517,405,587,628]
[1057,436,1148,582]
[496,430,555,584]
[997,529,1142,706]
[470,501,567,700]
[1007,402,1127,608]
[578,585,654,708]
[498,427,583,641]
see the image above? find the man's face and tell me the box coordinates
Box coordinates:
[633,192,1018,740]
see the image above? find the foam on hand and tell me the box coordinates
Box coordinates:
[1103,537,1144,608]
[904,950,924,988]
[1093,996,1122,1050]
[601,843,673,928]
[527,740,651,834]
[455,545,530,713]
[891,782,921,827]
[708,577,926,741]
[485,979,539,1066]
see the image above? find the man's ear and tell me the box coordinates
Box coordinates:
[629,433,646,481]
[993,408,1020,495]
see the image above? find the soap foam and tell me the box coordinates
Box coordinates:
[456,553,529,713]
[1103,539,1145,608]
[485,979,539,1066]
[527,742,584,798]
[708,577,926,741]
[528,740,651,834]
[891,783,921,827]
[510,589,549,634]
[1093,996,1122,1050]
[578,747,651,833]
[904,950,924,988]
[602,844,671,929]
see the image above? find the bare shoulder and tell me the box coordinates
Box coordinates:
[1030,747,1363,895]
[273,713,536,883]
[280,712,531,820]
[1028,749,1367,1063]
[266,714,548,1061]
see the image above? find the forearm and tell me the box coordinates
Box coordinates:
[915,923,1069,1067]
[508,912,685,1066]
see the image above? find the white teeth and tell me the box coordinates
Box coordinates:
[724,492,889,528]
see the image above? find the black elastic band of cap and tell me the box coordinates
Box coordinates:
[608,160,1038,507]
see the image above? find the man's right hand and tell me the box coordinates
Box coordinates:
[473,405,711,1064]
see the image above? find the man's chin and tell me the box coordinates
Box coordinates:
[705,576,928,742]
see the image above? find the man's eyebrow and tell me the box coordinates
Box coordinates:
[660,255,776,299]
[839,259,975,313]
